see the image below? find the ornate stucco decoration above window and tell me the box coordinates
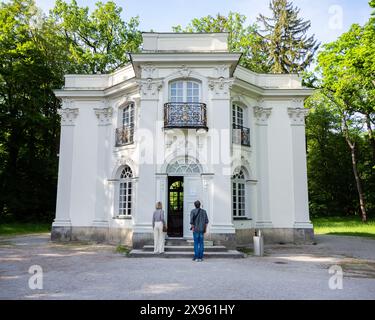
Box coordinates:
[178,65,192,78]
[287,108,309,126]
[253,106,272,125]
[208,77,235,99]
[137,78,163,100]
[94,107,113,126]
[58,107,79,126]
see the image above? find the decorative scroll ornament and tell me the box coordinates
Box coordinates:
[137,79,163,99]
[287,108,309,126]
[94,107,113,126]
[208,77,234,99]
[61,98,74,109]
[141,64,156,79]
[215,65,229,78]
[58,108,79,126]
[292,98,305,109]
[178,65,192,78]
[253,106,272,125]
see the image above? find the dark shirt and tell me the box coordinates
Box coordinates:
[190,208,209,233]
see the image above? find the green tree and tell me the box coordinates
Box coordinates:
[173,12,270,73]
[0,0,142,222]
[0,0,63,220]
[306,93,361,217]
[304,14,375,221]
[51,0,142,74]
[257,0,319,73]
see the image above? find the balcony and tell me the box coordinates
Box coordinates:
[115,125,134,147]
[164,102,207,130]
[233,124,250,147]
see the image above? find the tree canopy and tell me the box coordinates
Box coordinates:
[51,0,142,74]
[173,12,270,73]
[257,0,319,73]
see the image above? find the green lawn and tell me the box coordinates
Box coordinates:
[312,216,375,239]
[0,222,51,236]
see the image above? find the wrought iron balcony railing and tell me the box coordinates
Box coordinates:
[164,102,208,130]
[233,124,251,147]
[115,125,134,147]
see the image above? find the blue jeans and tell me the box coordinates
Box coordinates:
[193,232,204,259]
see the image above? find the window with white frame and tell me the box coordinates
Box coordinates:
[232,169,246,218]
[232,103,250,147]
[169,80,200,102]
[232,103,244,127]
[116,103,135,146]
[122,103,134,127]
[119,166,133,216]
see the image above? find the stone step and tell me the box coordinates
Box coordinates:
[128,250,245,259]
[165,239,214,246]
[142,245,227,252]
[186,240,214,246]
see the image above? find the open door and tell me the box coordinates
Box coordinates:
[167,176,184,237]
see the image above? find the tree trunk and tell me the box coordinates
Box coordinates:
[346,140,367,222]
[341,114,368,223]
[365,113,375,163]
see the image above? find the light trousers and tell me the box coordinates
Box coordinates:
[153,221,165,253]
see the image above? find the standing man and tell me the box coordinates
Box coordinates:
[190,200,209,262]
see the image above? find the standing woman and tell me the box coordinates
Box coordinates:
[152,201,165,254]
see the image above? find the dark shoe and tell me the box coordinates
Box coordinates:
[192,257,197,261]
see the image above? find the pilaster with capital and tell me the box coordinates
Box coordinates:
[288,106,312,229]
[92,105,113,227]
[137,78,163,100]
[94,106,113,126]
[58,108,79,126]
[253,104,273,228]
[54,104,79,227]
[287,107,309,126]
[208,77,234,100]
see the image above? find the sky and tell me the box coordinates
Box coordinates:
[34,0,373,45]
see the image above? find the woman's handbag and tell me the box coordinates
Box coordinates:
[163,224,167,233]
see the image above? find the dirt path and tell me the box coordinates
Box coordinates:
[0,233,374,300]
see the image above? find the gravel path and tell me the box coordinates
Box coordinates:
[0,233,374,300]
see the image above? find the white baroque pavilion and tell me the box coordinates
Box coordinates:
[52,32,314,248]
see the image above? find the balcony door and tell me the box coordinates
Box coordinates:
[232,103,250,147]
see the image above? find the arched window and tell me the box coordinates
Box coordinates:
[166,158,201,175]
[232,169,246,218]
[116,103,134,146]
[119,166,133,216]
[169,80,200,102]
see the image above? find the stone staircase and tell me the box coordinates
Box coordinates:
[129,238,245,259]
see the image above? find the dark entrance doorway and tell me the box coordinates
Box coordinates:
[167,176,184,237]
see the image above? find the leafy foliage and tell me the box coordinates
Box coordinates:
[0,0,141,222]
[304,1,375,221]
[51,0,142,74]
[173,12,270,73]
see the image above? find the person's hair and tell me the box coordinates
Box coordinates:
[156,201,162,210]
[194,200,201,208]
